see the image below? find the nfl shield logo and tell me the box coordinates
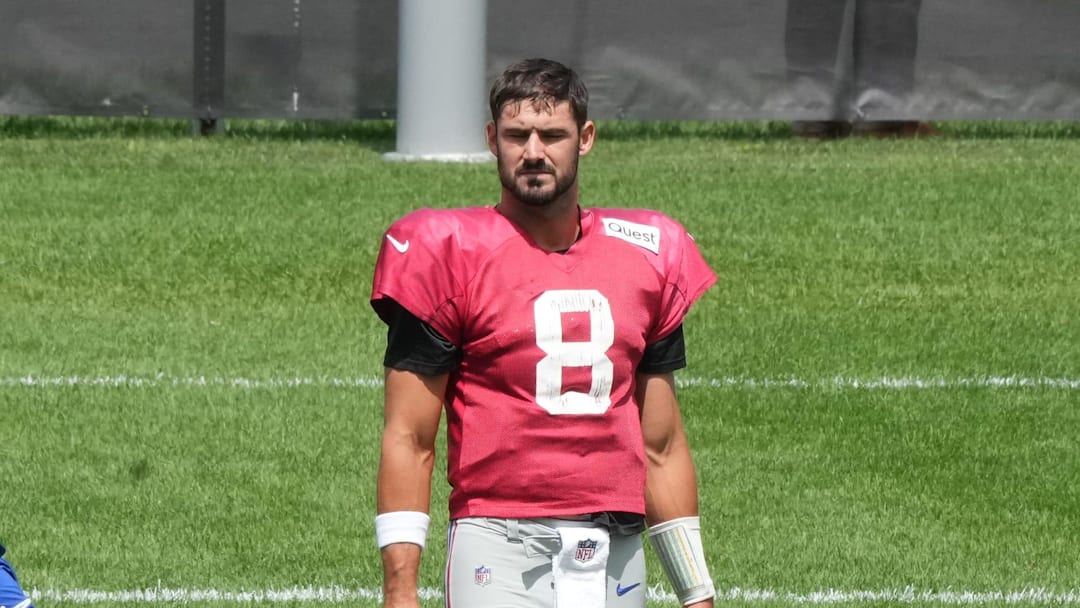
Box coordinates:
[575,539,598,563]
[474,565,492,587]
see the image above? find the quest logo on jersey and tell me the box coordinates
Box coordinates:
[603,218,661,254]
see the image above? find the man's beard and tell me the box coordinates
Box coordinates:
[498,156,578,207]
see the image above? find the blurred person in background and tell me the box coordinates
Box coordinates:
[0,543,33,608]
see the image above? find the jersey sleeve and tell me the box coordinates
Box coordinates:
[589,207,716,344]
[589,208,716,344]
[643,213,717,344]
[370,209,468,344]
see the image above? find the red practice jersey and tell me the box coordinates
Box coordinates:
[371,206,716,519]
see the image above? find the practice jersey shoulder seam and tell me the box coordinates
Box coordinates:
[386,206,516,260]
[375,207,520,337]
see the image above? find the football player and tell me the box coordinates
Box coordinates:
[371,58,717,608]
[0,544,33,608]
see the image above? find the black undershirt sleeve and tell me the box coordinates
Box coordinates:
[637,324,687,374]
[382,299,461,375]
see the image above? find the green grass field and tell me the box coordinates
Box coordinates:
[1,117,1079,607]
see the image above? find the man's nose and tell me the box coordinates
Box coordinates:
[523,131,545,159]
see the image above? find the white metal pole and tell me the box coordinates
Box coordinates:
[385,0,491,162]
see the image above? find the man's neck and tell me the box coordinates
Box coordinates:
[497,193,581,252]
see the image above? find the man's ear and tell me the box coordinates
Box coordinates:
[486,121,498,157]
[579,120,596,156]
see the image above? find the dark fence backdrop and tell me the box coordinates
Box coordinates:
[1,0,1077,121]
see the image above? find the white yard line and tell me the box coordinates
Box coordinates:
[27,585,1080,605]
[678,375,1080,389]
[2,373,1079,390]
[0,373,385,389]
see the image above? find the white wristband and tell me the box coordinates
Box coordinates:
[375,511,430,549]
[647,516,716,605]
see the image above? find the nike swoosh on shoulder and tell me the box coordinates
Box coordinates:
[385,234,409,253]
[616,582,641,596]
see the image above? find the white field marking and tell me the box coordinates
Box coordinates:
[678,375,1080,390]
[27,585,1080,605]
[0,373,384,389]
[2,373,1080,390]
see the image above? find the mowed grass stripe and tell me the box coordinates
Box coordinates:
[3,373,1080,389]
[29,585,1080,605]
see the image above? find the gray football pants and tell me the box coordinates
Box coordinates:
[446,517,647,608]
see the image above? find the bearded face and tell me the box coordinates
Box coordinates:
[487,100,593,208]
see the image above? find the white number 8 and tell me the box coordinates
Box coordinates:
[534,290,614,415]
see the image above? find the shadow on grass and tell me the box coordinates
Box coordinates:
[3,115,1080,144]
[0,115,398,152]
[598,120,1080,141]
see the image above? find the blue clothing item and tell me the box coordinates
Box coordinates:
[0,544,33,608]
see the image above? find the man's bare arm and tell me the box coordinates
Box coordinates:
[377,368,447,608]
[639,372,715,608]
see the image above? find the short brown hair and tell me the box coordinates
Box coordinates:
[489,58,589,129]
